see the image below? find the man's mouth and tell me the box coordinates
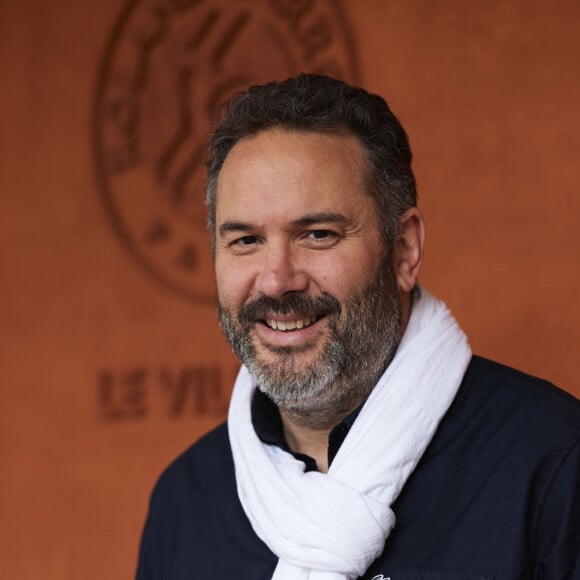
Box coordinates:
[265,316,318,331]
[238,293,340,336]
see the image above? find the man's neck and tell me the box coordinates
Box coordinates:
[278,403,361,473]
[278,408,337,473]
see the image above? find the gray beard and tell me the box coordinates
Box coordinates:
[217,254,402,421]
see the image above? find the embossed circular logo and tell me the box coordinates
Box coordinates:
[94,0,359,304]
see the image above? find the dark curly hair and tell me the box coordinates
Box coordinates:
[205,74,416,251]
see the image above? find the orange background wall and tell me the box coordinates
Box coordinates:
[1,1,578,578]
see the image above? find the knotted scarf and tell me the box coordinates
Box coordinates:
[228,288,471,580]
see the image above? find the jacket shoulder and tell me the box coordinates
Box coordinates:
[463,355,580,430]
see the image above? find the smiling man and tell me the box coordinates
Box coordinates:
[136,75,580,580]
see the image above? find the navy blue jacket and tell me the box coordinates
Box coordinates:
[136,357,580,579]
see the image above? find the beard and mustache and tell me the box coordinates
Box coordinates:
[218,252,403,419]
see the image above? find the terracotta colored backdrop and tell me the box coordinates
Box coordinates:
[1,1,578,578]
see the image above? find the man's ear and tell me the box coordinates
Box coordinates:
[393,207,425,292]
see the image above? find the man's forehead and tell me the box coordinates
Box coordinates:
[214,128,371,207]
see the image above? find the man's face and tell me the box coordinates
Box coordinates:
[214,128,402,415]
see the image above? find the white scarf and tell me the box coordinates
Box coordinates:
[228,288,471,580]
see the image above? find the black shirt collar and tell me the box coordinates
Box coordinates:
[251,388,362,472]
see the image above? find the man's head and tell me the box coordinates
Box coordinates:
[206,74,417,251]
[207,75,424,424]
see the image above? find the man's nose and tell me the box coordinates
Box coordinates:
[255,244,309,299]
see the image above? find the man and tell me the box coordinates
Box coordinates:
[137,74,579,579]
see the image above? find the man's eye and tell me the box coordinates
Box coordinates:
[234,235,258,246]
[228,235,260,253]
[308,230,330,239]
[304,229,341,247]
[307,230,338,241]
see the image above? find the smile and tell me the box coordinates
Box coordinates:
[265,316,317,331]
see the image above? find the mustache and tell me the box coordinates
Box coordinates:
[238,293,341,324]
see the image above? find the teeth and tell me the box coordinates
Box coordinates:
[267,317,316,331]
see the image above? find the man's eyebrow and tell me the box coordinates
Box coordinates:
[218,221,253,237]
[291,213,350,227]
